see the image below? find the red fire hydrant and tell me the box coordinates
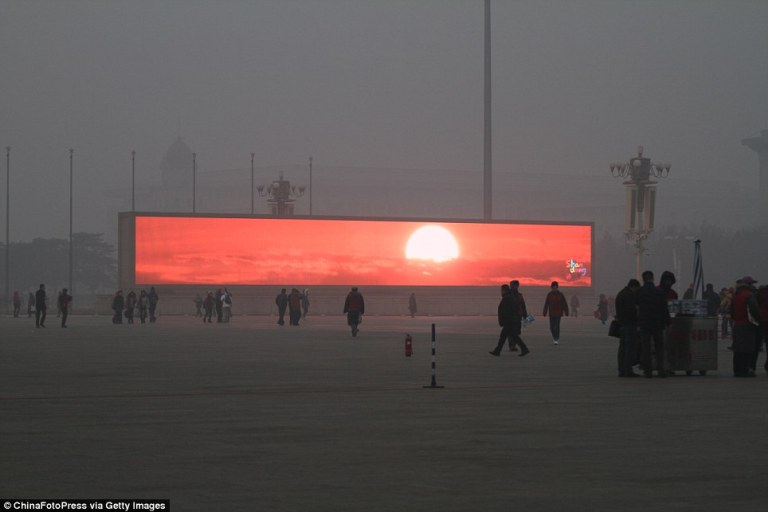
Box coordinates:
[405,334,413,357]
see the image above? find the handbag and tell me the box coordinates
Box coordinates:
[608,319,621,338]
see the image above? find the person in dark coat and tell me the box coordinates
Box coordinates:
[125,291,137,324]
[615,279,641,377]
[542,281,569,345]
[756,284,768,376]
[112,290,124,324]
[731,276,760,377]
[636,270,671,378]
[288,288,302,326]
[275,288,288,325]
[702,283,721,317]
[215,288,224,323]
[34,284,47,328]
[301,289,310,319]
[597,294,609,325]
[147,287,159,323]
[490,284,529,357]
[343,287,365,337]
[659,271,678,300]
[203,291,215,323]
[408,292,417,318]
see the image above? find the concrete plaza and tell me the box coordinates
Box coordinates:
[1,313,766,511]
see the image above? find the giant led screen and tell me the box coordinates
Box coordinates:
[132,216,592,287]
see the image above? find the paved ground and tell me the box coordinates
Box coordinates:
[1,314,766,511]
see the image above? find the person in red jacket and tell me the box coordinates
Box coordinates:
[731,276,760,377]
[543,281,569,345]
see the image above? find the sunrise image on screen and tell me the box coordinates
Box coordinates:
[133,216,591,287]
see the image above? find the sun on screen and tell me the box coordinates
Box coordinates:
[405,225,460,263]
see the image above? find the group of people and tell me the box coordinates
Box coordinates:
[111,287,159,324]
[490,280,572,357]
[613,271,768,378]
[196,288,234,323]
[11,285,72,328]
[274,288,310,326]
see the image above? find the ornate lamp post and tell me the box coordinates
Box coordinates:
[257,172,305,217]
[610,146,671,280]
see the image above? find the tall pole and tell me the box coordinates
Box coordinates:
[5,146,9,314]
[69,148,73,295]
[309,156,313,216]
[483,0,492,220]
[131,150,135,211]
[250,152,255,214]
[192,152,196,213]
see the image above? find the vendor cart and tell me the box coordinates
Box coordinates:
[665,313,718,375]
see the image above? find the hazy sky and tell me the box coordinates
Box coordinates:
[2,0,767,242]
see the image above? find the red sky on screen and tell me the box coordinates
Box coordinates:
[135,217,591,287]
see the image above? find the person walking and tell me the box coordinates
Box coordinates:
[719,287,733,338]
[58,288,72,328]
[570,294,580,317]
[12,291,21,318]
[34,284,47,328]
[702,283,721,317]
[148,286,159,323]
[756,284,768,376]
[111,290,124,324]
[125,290,137,324]
[636,270,671,378]
[731,276,760,377]
[597,294,609,325]
[214,288,224,323]
[137,290,148,324]
[490,284,530,357]
[194,294,203,317]
[275,288,288,325]
[288,288,302,326]
[408,292,417,318]
[615,279,641,377]
[343,287,365,337]
[222,288,233,323]
[301,289,310,319]
[542,281,569,345]
[203,291,215,323]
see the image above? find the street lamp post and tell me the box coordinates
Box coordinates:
[192,152,196,213]
[5,146,9,314]
[69,148,74,295]
[131,150,136,211]
[309,156,313,216]
[483,0,492,220]
[250,153,255,214]
[610,146,671,280]
[256,172,305,217]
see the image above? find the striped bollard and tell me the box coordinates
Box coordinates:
[423,323,444,389]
